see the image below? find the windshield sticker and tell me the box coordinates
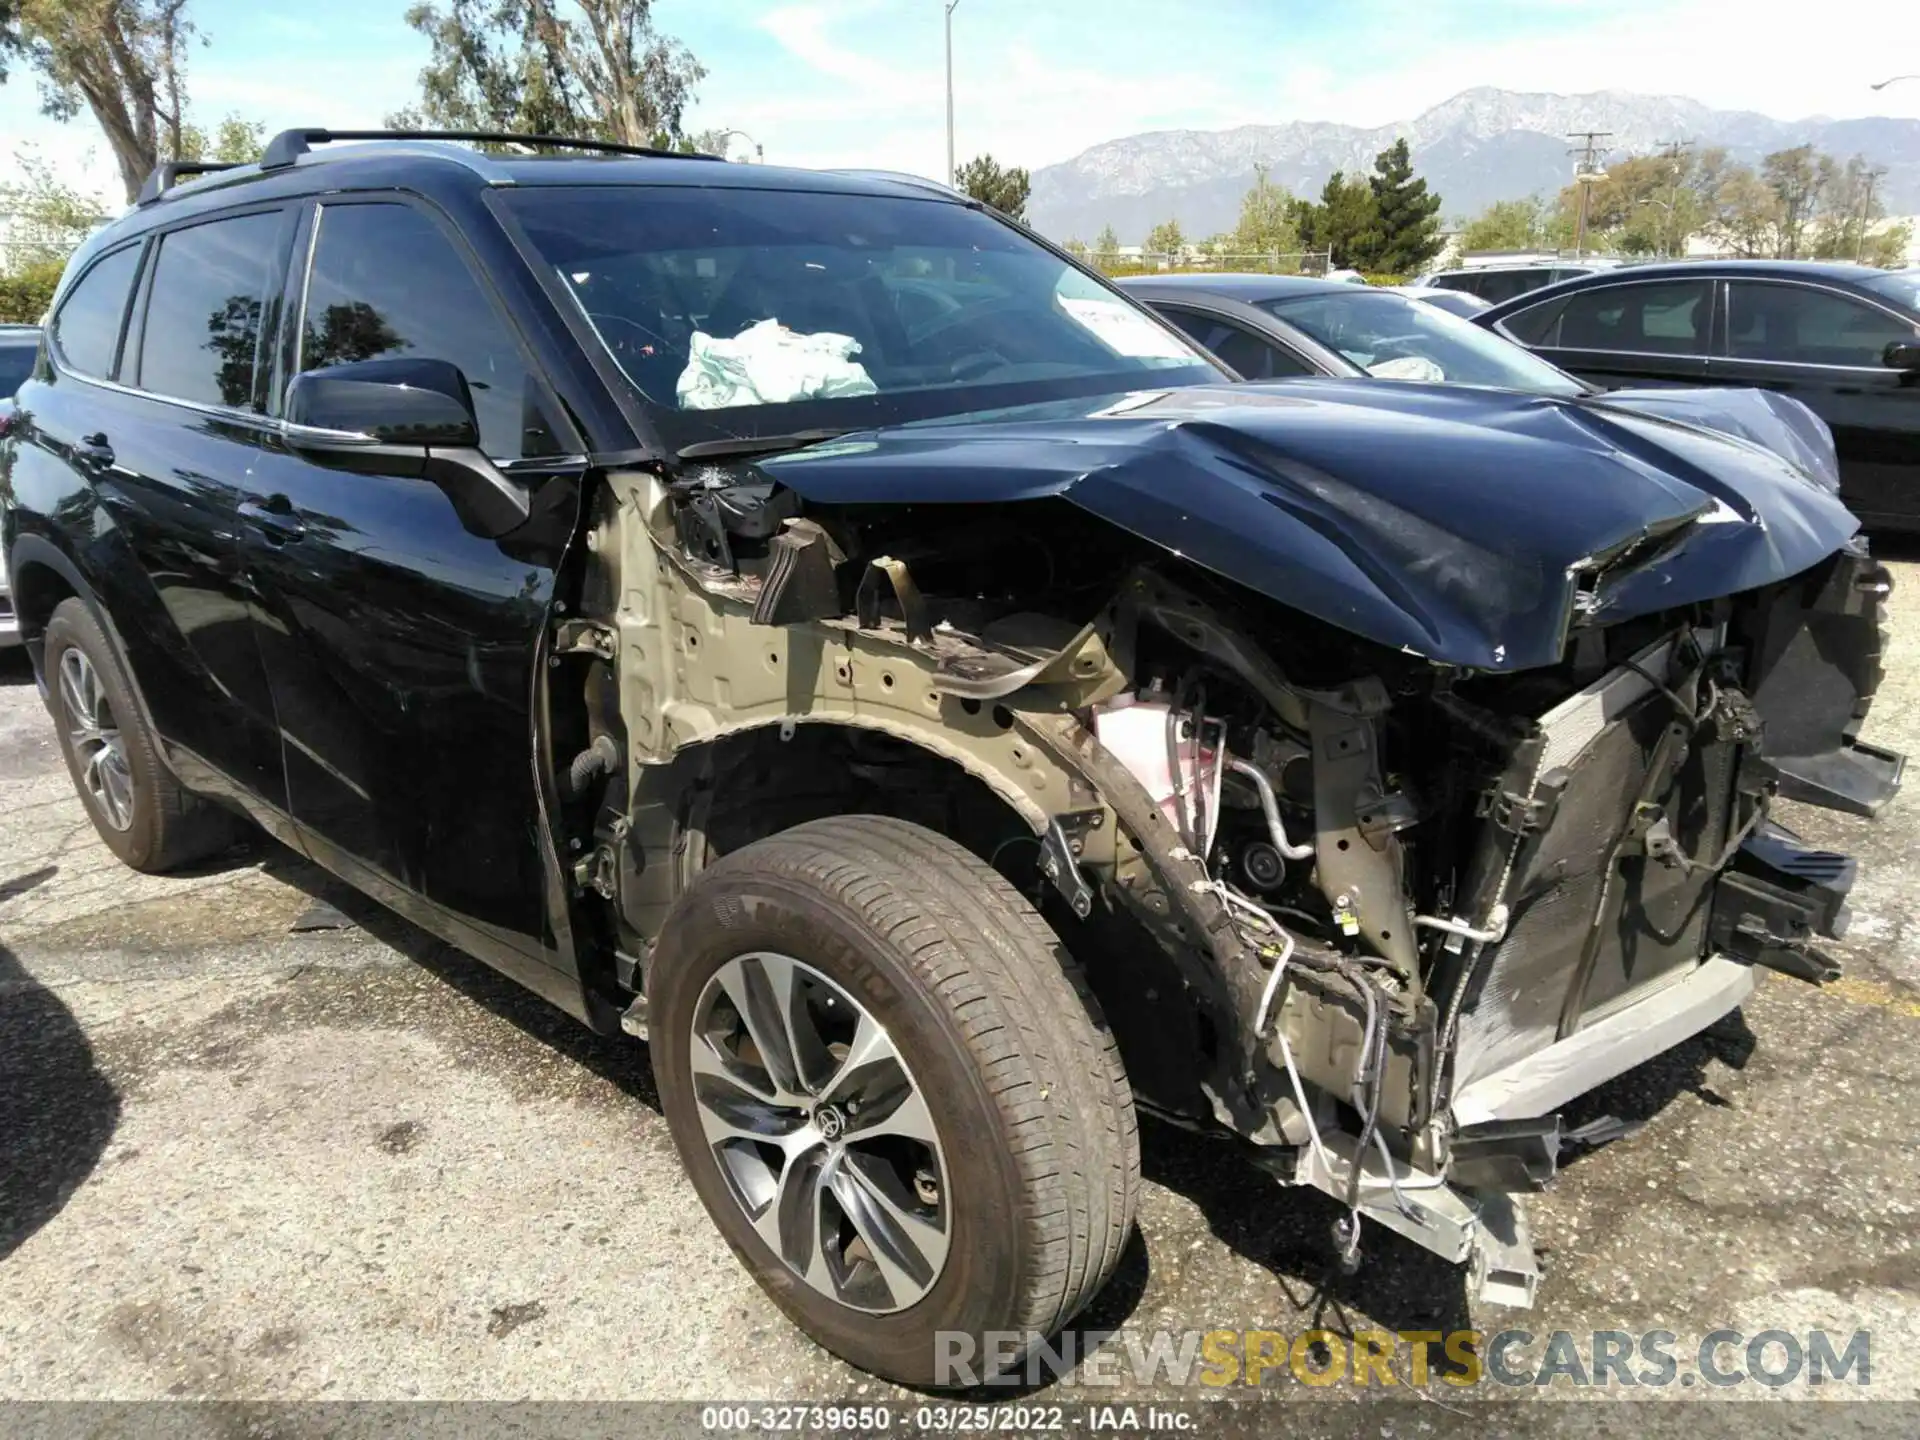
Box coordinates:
[1060,297,1196,361]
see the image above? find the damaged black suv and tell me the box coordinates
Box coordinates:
[0,129,1902,1386]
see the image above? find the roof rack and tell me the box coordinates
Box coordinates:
[135,159,245,206]
[259,128,723,170]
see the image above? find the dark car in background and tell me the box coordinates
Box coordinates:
[1479,261,1920,529]
[1117,273,1845,488]
[0,323,40,646]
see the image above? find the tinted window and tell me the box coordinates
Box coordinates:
[1159,307,1314,379]
[1533,280,1711,355]
[0,341,38,397]
[1426,273,1480,295]
[1727,282,1920,366]
[136,212,282,408]
[1473,268,1553,306]
[50,246,140,379]
[299,202,558,459]
[502,186,1217,427]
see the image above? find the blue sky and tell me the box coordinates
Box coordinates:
[5,0,1918,203]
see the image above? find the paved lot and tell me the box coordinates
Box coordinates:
[3,556,1920,1417]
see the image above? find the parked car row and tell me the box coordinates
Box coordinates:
[1121,260,1920,530]
[0,133,1905,1387]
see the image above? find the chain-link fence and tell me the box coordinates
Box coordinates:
[1081,250,1335,278]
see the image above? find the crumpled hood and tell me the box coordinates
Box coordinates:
[761,379,1859,672]
[1596,385,1841,493]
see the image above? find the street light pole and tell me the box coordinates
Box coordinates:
[945,0,962,186]
[1869,75,1918,90]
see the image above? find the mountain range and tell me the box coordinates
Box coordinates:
[1026,87,1920,245]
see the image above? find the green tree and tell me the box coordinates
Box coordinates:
[1294,170,1377,268]
[392,0,704,148]
[1145,217,1185,257]
[0,150,110,322]
[1458,196,1549,252]
[1094,224,1121,262]
[1762,144,1826,259]
[177,111,265,164]
[1062,236,1088,259]
[1808,156,1908,266]
[1704,164,1783,257]
[5,0,197,203]
[1357,138,1442,273]
[1231,165,1299,261]
[954,153,1030,222]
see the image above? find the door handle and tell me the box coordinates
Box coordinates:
[75,432,115,470]
[239,493,307,544]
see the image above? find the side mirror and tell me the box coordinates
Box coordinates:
[1884,341,1920,372]
[282,358,529,538]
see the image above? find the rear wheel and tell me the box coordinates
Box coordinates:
[651,814,1139,1387]
[44,598,240,872]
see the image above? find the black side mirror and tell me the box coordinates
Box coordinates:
[283,358,530,538]
[1884,341,1920,372]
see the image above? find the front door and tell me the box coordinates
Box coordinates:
[1711,279,1920,528]
[238,196,583,964]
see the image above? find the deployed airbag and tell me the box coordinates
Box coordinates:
[677,319,878,410]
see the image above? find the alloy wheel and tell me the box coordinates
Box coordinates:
[59,646,134,832]
[689,952,951,1314]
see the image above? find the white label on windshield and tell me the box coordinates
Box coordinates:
[1061,297,1195,361]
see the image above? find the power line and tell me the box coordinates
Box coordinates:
[1566,130,1612,256]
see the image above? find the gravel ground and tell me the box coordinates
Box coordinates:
[3,553,1919,1422]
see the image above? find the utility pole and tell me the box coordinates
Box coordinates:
[1856,167,1884,262]
[945,0,962,186]
[1567,130,1612,256]
[1654,137,1692,258]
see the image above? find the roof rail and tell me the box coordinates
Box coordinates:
[136,160,245,206]
[259,128,723,170]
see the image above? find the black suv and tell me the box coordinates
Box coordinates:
[0,130,1900,1386]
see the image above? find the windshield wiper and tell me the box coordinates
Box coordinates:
[676,427,852,462]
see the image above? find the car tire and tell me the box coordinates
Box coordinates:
[651,814,1139,1387]
[44,597,240,873]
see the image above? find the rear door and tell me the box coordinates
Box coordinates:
[238,195,584,979]
[29,214,295,813]
[1711,278,1920,527]
[1495,277,1715,390]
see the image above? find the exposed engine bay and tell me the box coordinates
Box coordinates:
[550,388,1902,1309]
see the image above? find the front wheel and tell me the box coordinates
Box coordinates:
[650,815,1139,1387]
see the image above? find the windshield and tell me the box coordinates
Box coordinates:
[1265,290,1587,395]
[503,185,1220,442]
[1859,270,1920,314]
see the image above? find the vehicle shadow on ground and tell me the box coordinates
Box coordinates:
[0,867,123,1264]
[0,649,36,685]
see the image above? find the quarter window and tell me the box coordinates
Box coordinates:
[136,212,283,408]
[297,202,558,459]
[1159,308,1312,379]
[50,245,141,379]
[1522,280,1712,355]
[1726,282,1920,367]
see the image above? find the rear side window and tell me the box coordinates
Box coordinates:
[50,245,141,379]
[1473,269,1551,306]
[137,212,284,409]
[1159,308,1313,379]
[296,202,557,459]
[0,341,38,397]
[1427,273,1479,295]
[1726,282,1920,366]
[1520,280,1711,355]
